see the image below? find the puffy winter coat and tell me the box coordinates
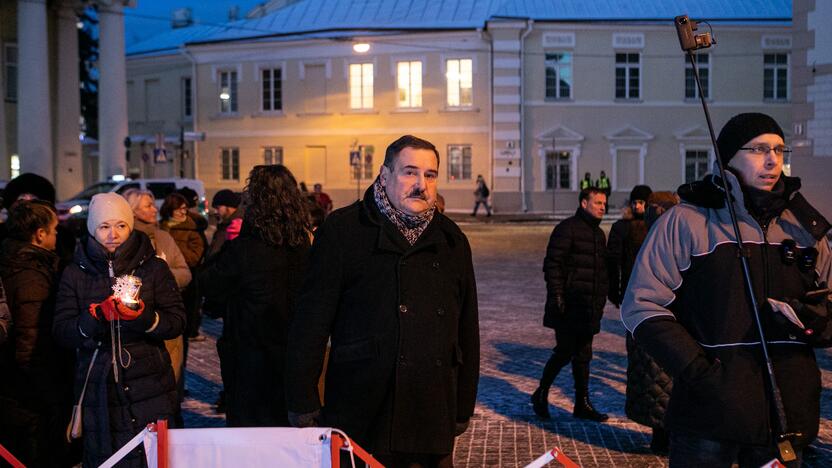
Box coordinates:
[53,231,185,467]
[161,216,205,268]
[622,171,832,448]
[543,208,608,334]
[198,230,309,426]
[286,188,480,455]
[624,332,672,429]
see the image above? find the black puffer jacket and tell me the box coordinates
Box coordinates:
[543,208,608,334]
[198,230,309,427]
[624,332,672,429]
[53,231,185,467]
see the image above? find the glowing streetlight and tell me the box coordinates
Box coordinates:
[353,42,370,53]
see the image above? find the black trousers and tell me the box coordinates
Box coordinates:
[538,329,594,391]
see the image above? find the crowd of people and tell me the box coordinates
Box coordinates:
[0,112,829,468]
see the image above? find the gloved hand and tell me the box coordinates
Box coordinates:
[787,285,830,337]
[455,420,470,436]
[546,294,566,316]
[89,296,145,321]
[288,409,320,428]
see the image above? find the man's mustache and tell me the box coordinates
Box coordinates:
[407,189,427,200]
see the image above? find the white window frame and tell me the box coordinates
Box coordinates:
[4,43,17,102]
[679,144,714,184]
[218,69,238,114]
[444,58,474,108]
[259,67,283,112]
[396,60,423,108]
[263,146,283,165]
[220,147,240,181]
[348,62,374,110]
[543,149,576,191]
[544,52,572,100]
[447,144,473,181]
[763,52,789,101]
[614,52,641,100]
[684,53,710,100]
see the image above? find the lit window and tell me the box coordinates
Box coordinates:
[397,61,422,108]
[684,54,709,99]
[764,53,789,101]
[615,53,640,99]
[448,145,472,180]
[545,53,572,99]
[263,146,283,165]
[446,59,473,107]
[219,70,238,114]
[262,68,282,111]
[220,147,239,181]
[349,63,373,109]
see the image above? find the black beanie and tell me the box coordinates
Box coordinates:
[629,185,652,203]
[3,173,56,209]
[211,189,241,208]
[716,113,784,164]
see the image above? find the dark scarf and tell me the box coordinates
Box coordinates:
[372,177,435,245]
[742,177,788,228]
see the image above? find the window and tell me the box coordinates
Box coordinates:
[351,145,375,180]
[685,150,709,183]
[545,151,572,190]
[397,61,422,108]
[615,53,640,99]
[182,77,192,118]
[764,53,789,101]
[262,68,282,111]
[219,70,238,113]
[685,54,709,99]
[349,63,373,109]
[446,59,473,107]
[448,145,472,181]
[545,53,572,99]
[4,44,17,101]
[221,147,240,181]
[263,146,283,165]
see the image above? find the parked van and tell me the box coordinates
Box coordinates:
[57,178,206,223]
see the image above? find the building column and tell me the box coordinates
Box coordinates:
[17,0,53,179]
[98,1,129,180]
[55,1,83,198]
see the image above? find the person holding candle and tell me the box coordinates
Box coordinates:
[53,192,185,467]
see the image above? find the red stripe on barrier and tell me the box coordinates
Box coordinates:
[332,434,384,468]
[156,419,169,468]
[0,442,26,468]
[553,448,579,468]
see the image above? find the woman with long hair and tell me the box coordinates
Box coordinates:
[53,193,185,467]
[198,165,310,426]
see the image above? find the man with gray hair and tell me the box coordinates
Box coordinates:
[286,135,480,467]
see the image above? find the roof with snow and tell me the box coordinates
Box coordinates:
[126,0,791,56]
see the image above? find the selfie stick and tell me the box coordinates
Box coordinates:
[674,15,797,462]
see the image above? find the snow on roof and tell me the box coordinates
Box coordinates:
[126,0,791,54]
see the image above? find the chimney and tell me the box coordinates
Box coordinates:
[171,8,193,29]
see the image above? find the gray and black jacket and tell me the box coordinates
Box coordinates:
[621,168,832,448]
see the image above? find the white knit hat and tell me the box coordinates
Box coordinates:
[87,193,135,235]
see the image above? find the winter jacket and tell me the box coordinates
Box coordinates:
[622,170,832,449]
[285,187,480,455]
[624,332,672,429]
[206,208,244,259]
[543,208,608,334]
[53,231,186,467]
[0,279,8,345]
[198,230,309,427]
[161,216,205,268]
[606,217,647,307]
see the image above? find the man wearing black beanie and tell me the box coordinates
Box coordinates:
[622,112,832,466]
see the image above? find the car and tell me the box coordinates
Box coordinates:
[57,178,207,223]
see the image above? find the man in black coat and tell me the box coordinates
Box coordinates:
[606,184,652,308]
[286,135,480,467]
[532,187,609,422]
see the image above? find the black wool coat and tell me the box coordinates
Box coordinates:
[606,217,647,307]
[285,189,480,455]
[543,208,608,334]
[198,231,309,427]
[53,231,185,467]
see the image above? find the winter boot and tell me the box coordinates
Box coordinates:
[531,352,569,419]
[572,362,609,422]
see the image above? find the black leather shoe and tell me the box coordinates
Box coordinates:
[531,387,551,419]
[573,395,608,422]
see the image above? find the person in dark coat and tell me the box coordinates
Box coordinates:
[532,187,609,422]
[620,191,679,454]
[286,135,480,467]
[53,193,185,467]
[205,189,243,259]
[199,165,310,427]
[0,200,75,467]
[607,185,652,308]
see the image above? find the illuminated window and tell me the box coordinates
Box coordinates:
[349,63,373,109]
[10,154,20,179]
[448,145,472,180]
[446,59,473,107]
[220,147,239,181]
[219,70,238,114]
[397,61,422,108]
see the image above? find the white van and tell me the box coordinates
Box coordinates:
[57,178,206,222]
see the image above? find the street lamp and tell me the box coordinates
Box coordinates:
[353,42,370,53]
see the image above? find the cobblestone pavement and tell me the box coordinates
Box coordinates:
[183,223,832,467]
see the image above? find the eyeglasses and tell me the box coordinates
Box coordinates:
[739,145,792,156]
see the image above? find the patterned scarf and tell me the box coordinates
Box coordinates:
[373,177,435,245]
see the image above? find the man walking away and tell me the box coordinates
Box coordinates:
[532,187,609,422]
[471,174,492,217]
